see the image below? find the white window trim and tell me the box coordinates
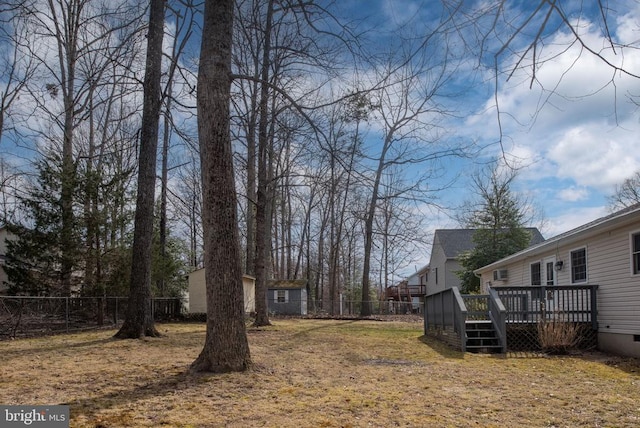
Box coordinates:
[630,230,640,276]
[543,256,557,287]
[529,261,542,286]
[275,289,289,303]
[569,246,588,284]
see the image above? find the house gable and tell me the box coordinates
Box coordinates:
[426,227,544,296]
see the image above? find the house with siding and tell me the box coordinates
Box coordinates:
[474,203,640,357]
[426,228,545,296]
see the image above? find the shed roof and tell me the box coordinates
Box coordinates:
[267,279,307,289]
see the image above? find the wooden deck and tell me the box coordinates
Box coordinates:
[424,285,598,353]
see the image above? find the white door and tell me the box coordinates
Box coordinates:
[543,257,556,314]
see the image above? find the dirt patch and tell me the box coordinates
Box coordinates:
[1,319,639,427]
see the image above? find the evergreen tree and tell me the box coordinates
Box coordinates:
[457,163,535,294]
[151,207,189,298]
[5,153,81,295]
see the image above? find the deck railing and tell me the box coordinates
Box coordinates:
[424,287,467,351]
[491,284,598,329]
[462,294,489,320]
[425,285,597,353]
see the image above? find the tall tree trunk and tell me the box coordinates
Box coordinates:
[245,109,257,276]
[360,137,392,317]
[252,0,275,327]
[114,0,166,338]
[158,88,172,297]
[191,0,251,373]
[53,0,80,297]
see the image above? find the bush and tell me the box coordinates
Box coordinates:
[537,314,582,354]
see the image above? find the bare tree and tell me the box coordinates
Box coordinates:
[190,0,251,373]
[231,0,360,323]
[3,0,145,297]
[609,172,640,211]
[0,8,36,143]
[157,0,196,296]
[359,47,462,316]
[448,1,640,145]
[115,0,166,338]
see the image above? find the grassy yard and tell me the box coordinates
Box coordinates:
[1,319,639,427]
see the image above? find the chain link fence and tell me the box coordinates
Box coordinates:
[303,299,423,318]
[0,296,185,339]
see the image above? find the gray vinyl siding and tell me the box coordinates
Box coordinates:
[591,227,639,334]
[444,260,463,291]
[267,288,307,315]
[426,239,447,295]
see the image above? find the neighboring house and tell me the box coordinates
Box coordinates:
[385,264,429,310]
[474,203,640,358]
[188,268,256,314]
[426,228,545,295]
[268,279,307,315]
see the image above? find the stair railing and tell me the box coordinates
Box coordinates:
[452,287,468,352]
[488,287,507,353]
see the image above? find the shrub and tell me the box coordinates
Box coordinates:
[537,314,582,354]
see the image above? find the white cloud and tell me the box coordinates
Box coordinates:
[381,0,421,27]
[462,11,640,206]
[545,205,609,238]
[556,186,590,203]
[547,125,640,191]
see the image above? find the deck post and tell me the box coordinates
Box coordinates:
[590,285,599,330]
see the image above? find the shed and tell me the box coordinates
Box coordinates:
[267,279,307,315]
[188,268,255,314]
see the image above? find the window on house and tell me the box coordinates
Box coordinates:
[632,233,640,275]
[571,248,587,283]
[434,268,438,284]
[276,290,287,303]
[530,262,541,286]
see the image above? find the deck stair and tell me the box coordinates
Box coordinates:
[465,320,502,353]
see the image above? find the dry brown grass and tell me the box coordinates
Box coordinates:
[1,318,640,427]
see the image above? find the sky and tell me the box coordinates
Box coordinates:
[348,0,640,243]
[1,0,639,280]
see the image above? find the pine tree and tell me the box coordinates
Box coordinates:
[457,164,534,294]
[5,153,81,295]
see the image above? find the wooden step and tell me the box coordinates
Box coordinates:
[465,320,503,353]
